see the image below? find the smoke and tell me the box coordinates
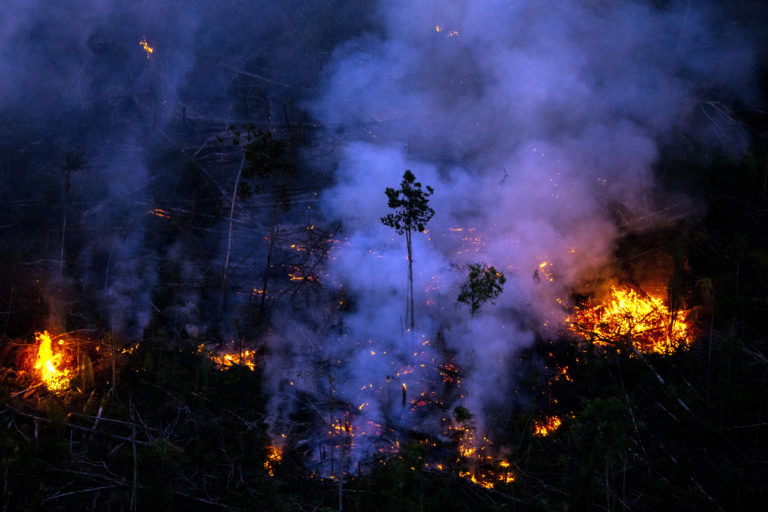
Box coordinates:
[0,0,762,474]
[0,0,374,338]
[262,0,761,469]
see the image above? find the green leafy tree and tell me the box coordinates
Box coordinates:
[457,263,506,317]
[381,170,434,331]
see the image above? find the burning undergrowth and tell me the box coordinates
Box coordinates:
[198,342,259,371]
[3,330,114,396]
[568,284,693,355]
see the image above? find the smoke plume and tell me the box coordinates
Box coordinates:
[0,0,762,474]
[263,0,760,470]
[0,0,373,338]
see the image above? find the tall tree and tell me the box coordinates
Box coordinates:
[457,262,506,317]
[381,170,434,331]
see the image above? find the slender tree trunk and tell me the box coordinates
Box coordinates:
[59,170,71,289]
[259,220,277,324]
[406,228,414,331]
[222,154,246,312]
[109,333,118,399]
[59,206,67,282]
[605,459,611,512]
[762,151,767,200]
[129,401,138,512]
[3,286,13,336]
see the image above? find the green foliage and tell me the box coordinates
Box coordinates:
[380,170,434,235]
[457,262,506,316]
[453,405,473,423]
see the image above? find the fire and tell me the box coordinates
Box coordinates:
[200,344,257,371]
[139,36,154,59]
[434,26,459,37]
[568,285,692,355]
[147,208,170,218]
[440,362,462,386]
[448,417,515,488]
[533,416,562,437]
[534,261,554,283]
[264,445,283,477]
[287,266,315,282]
[32,331,70,392]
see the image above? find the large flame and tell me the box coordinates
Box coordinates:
[33,331,70,391]
[568,285,692,355]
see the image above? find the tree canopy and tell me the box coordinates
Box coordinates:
[457,262,506,316]
[380,170,434,235]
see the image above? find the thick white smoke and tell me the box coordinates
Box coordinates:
[264,0,757,469]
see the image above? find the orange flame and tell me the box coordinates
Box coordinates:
[147,208,170,218]
[200,344,256,371]
[139,36,154,59]
[533,416,562,437]
[449,425,515,488]
[535,261,554,282]
[568,285,692,355]
[264,445,283,477]
[33,331,70,392]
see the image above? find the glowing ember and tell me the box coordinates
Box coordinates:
[448,420,515,488]
[440,362,462,386]
[434,26,459,37]
[533,416,562,437]
[568,285,692,355]
[120,343,140,355]
[147,208,170,218]
[264,445,283,477]
[33,331,70,392]
[139,36,154,59]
